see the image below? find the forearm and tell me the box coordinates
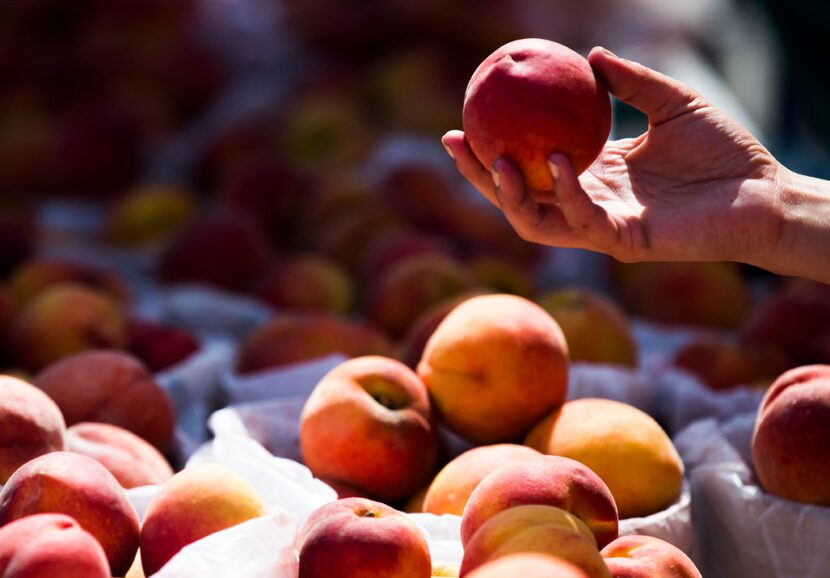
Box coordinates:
[760,168,830,284]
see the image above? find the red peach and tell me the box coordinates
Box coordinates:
[126,317,200,373]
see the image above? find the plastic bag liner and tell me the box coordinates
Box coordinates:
[618,483,696,561]
[568,362,656,414]
[674,415,830,578]
[158,284,273,339]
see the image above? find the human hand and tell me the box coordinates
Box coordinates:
[443,47,785,265]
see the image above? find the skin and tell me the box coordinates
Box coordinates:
[443,47,830,284]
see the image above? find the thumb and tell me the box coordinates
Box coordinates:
[588,47,702,125]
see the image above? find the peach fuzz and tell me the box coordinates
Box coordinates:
[423,443,540,516]
[525,399,683,519]
[601,535,701,578]
[9,284,127,372]
[417,294,569,444]
[34,350,176,452]
[66,422,174,489]
[235,314,393,375]
[300,356,439,502]
[537,287,637,367]
[461,455,618,548]
[298,498,431,578]
[463,38,611,197]
[752,365,830,505]
[140,463,266,576]
[466,553,592,578]
[460,505,610,578]
[0,513,110,578]
[0,451,140,576]
[0,375,65,483]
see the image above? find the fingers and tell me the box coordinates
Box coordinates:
[588,46,703,126]
[441,130,499,207]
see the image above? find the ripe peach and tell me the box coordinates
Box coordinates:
[254,255,354,314]
[298,498,431,578]
[361,229,451,280]
[601,535,701,578]
[9,284,128,372]
[463,38,611,198]
[9,259,129,309]
[365,253,479,338]
[466,553,591,578]
[34,350,176,452]
[300,356,439,502]
[525,399,683,518]
[538,287,637,367]
[140,463,266,576]
[66,422,174,489]
[0,375,65,483]
[461,456,618,548]
[752,365,830,505]
[0,451,140,576]
[417,294,569,443]
[235,314,392,375]
[469,255,535,298]
[104,183,196,247]
[460,505,610,578]
[423,443,540,516]
[0,513,110,578]
[126,317,200,373]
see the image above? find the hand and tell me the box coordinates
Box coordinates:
[442,47,785,265]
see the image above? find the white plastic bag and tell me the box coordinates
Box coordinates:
[568,362,656,414]
[158,284,273,339]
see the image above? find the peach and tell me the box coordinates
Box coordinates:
[422,443,540,516]
[298,498,431,578]
[752,365,830,505]
[156,212,272,292]
[365,253,480,338]
[460,505,610,578]
[313,202,403,272]
[103,183,196,247]
[0,513,110,578]
[417,294,569,444]
[466,553,591,578]
[9,259,129,309]
[601,535,701,578]
[611,261,750,329]
[469,255,535,298]
[66,422,174,489]
[461,455,618,548]
[672,336,789,391]
[0,375,65,483]
[254,255,354,314]
[235,314,393,375]
[404,485,429,513]
[9,284,128,372]
[126,317,200,373]
[0,451,140,576]
[537,287,637,367]
[463,38,611,197]
[362,229,451,279]
[300,356,439,502]
[34,350,176,452]
[525,399,683,519]
[141,463,266,576]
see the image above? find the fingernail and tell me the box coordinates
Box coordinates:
[491,166,501,188]
[548,157,561,182]
[600,47,618,59]
[442,142,454,160]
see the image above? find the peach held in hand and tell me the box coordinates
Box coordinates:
[463,38,611,198]
[298,498,431,578]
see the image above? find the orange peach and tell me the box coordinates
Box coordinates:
[0,451,140,576]
[417,294,569,443]
[254,255,354,314]
[0,513,110,578]
[104,183,196,247]
[463,38,611,198]
[300,356,439,502]
[298,498,431,578]
[601,535,701,578]
[9,284,128,372]
[752,365,830,505]
[466,553,591,578]
[423,444,540,516]
[460,505,610,578]
[140,463,266,576]
[235,314,393,375]
[461,456,618,548]
[538,287,637,367]
[126,317,200,373]
[34,350,176,452]
[365,253,479,338]
[0,375,65,483]
[65,422,174,489]
[525,399,683,519]
[9,259,129,309]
